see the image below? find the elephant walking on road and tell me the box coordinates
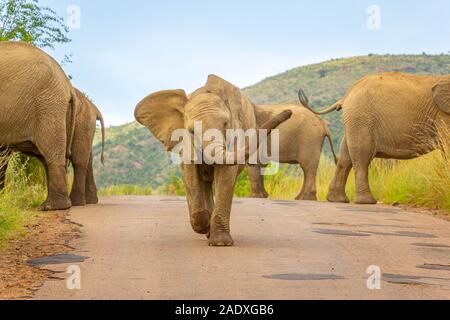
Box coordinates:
[299,72,450,204]
[249,103,337,200]
[135,75,292,246]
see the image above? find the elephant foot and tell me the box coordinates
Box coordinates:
[251,192,269,199]
[86,195,99,205]
[327,190,350,203]
[296,192,317,201]
[355,193,377,205]
[208,230,234,247]
[70,195,87,207]
[40,197,72,211]
[191,210,211,235]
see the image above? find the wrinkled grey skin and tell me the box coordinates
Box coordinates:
[0,88,106,207]
[299,72,450,204]
[249,103,337,200]
[0,42,77,210]
[135,75,292,247]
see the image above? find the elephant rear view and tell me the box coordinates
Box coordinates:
[0,41,77,210]
[299,72,450,204]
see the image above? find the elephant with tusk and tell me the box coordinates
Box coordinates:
[135,75,292,247]
[299,72,450,205]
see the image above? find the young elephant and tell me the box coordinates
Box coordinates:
[299,72,450,204]
[0,88,105,207]
[135,75,292,247]
[249,104,337,200]
[0,41,77,210]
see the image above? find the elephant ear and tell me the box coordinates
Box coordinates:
[135,90,188,151]
[432,79,450,114]
[204,74,244,128]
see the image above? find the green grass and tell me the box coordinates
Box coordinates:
[102,147,449,213]
[99,184,153,196]
[0,154,46,249]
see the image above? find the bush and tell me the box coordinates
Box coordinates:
[0,154,46,248]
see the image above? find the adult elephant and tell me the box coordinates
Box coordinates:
[0,88,106,207]
[0,41,78,211]
[69,88,105,206]
[135,75,292,247]
[299,72,450,204]
[249,103,337,200]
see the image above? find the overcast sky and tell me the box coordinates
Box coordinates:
[41,0,450,126]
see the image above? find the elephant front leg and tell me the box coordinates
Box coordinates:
[183,165,212,235]
[208,165,239,247]
[248,166,269,198]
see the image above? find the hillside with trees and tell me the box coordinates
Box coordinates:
[93,54,450,188]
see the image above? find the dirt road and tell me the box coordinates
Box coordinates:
[33,196,450,300]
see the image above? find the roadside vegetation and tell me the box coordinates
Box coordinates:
[102,138,449,213]
[0,154,46,248]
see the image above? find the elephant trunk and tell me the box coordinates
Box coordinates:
[203,110,293,165]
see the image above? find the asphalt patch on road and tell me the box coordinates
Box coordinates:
[412,243,450,249]
[28,254,88,267]
[338,207,400,214]
[273,201,299,207]
[159,198,186,203]
[313,229,371,237]
[362,231,437,238]
[383,273,449,286]
[263,274,344,281]
[416,264,450,271]
[382,274,426,285]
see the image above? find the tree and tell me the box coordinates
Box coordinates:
[0,0,70,49]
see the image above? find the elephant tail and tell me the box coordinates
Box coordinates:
[324,126,338,165]
[298,88,343,115]
[67,89,79,160]
[95,106,106,165]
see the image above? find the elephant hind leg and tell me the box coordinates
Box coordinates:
[70,151,91,207]
[296,147,321,201]
[328,137,352,203]
[34,138,71,211]
[85,153,99,205]
[248,166,269,198]
[347,133,377,205]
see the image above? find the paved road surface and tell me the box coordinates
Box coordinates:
[34,196,450,300]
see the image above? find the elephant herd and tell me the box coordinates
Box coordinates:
[1,42,449,246]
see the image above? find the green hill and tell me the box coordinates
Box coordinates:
[93,54,450,188]
[92,122,175,188]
